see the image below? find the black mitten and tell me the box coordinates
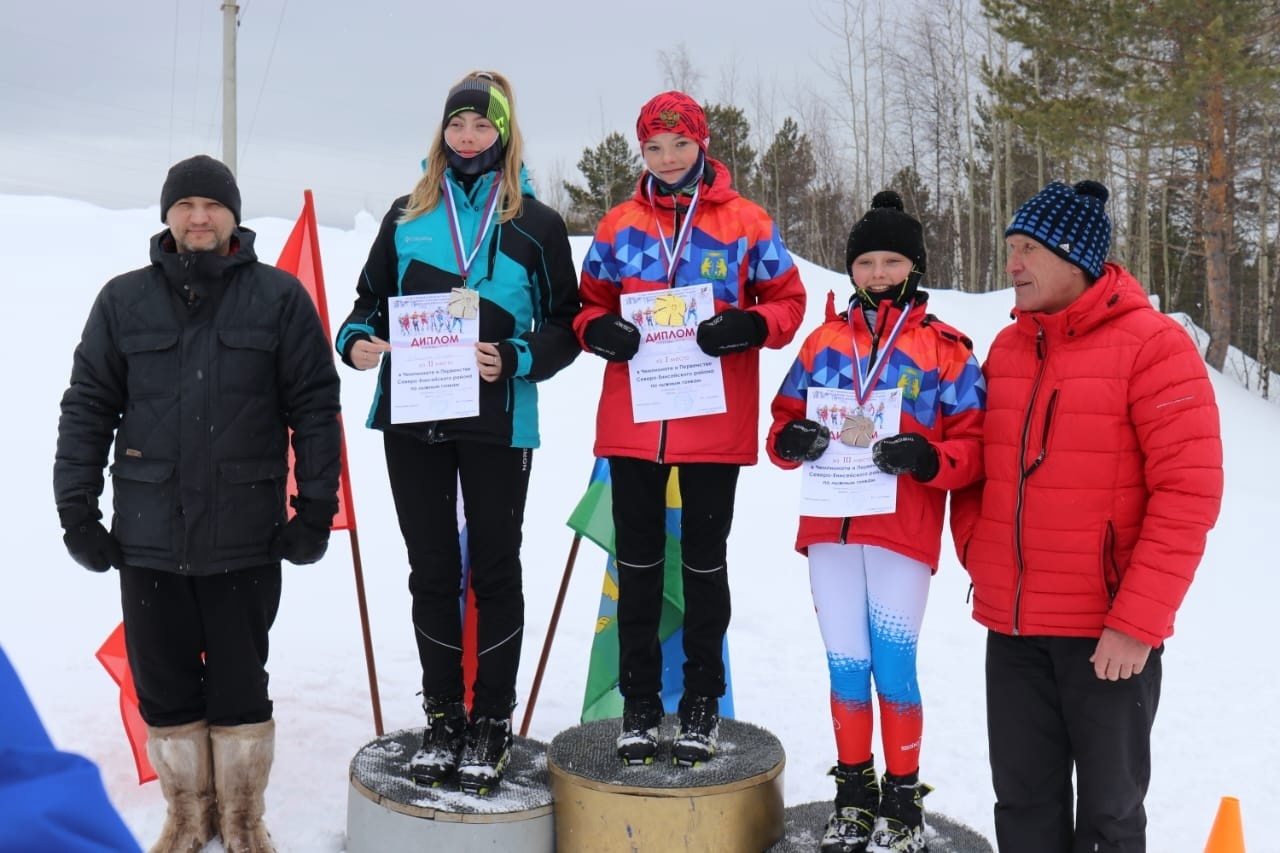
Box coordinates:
[58,506,122,573]
[584,314,642,362]
[270,496,337,565]
[775,419,831,462]
[695,309,768,357]
[871,432,940,482]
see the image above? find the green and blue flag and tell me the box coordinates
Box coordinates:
[567,458,734,722]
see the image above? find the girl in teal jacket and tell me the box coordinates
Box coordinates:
[335,70,579,796]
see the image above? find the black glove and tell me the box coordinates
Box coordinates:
[695,309,768,357]
[59,505,122,573]
[495,341,518,379]
[775,419,831,462]
[871,432,940,482]
[270,496,337,565]
[584,314,642,362]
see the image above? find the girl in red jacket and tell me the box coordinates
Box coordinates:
[575,91,806,768]
[767,192,985,853]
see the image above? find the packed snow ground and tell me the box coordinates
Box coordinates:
[2,195,1275,850]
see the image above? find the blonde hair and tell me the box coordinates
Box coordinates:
[400,70,526,224]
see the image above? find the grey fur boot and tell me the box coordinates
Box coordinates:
[146,720,216,853]
[210,719,276,853]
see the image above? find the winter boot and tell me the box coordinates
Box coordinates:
[210,719,276,853]
[867,771,933,853]
[615,694,664,765]
[456,712,513,795]
[409,697,467,787]
[672,692,719,767]
[819,758,880,853]
[145,720,216,853]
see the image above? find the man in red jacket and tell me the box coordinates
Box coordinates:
[950,180,1223,852]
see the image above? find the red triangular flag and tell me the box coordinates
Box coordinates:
[275,190,356,532]
[95,622,155,784]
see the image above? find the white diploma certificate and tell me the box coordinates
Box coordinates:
[799,386,903,518]
[388,292,480,424]
[621,284,726,423]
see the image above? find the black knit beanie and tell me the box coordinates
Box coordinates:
[1005,180,1111,279]
[160,155,241,224]
[845,191,927,276]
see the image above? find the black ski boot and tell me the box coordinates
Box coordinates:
[409,697,467,787]
[867,770,933,853]
[616,694,663,765]
[820,758,880,852]
[456,712,513,796]
[672,693,719,767]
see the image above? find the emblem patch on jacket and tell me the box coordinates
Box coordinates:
[898,367,923,401]
[699,251,728,280]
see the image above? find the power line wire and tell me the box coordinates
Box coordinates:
[240,0,289,171]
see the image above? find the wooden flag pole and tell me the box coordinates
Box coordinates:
[346,525,384,735]
[519,533,582,737]
[306,191,381,735]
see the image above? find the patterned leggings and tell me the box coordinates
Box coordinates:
[808,542,931,775]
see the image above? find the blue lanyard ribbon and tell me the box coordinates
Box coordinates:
[848,306,911,405]
[442,172,502,284]
[646,178,701,286]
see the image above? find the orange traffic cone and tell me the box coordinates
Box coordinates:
[1203,796,1245,853]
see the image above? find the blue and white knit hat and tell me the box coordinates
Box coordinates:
[1006,180,1111,279]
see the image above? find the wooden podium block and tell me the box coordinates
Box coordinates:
[547,716,786,853]
[346,727,554,853]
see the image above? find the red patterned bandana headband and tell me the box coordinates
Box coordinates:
[635,91,709,152]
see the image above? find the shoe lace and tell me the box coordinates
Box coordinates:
[830,805,875,836]
[464,715,511,763]
[422,703,464,749]
[623,697,662,732]
[679,695,718,736]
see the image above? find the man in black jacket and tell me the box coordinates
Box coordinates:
[53,154,342,853]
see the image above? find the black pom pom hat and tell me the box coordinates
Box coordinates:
[845,190,926,276]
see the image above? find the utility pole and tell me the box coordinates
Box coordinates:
[221,3,239,174]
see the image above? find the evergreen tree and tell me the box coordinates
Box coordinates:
[756,118,817,253]
[704,104,756,197]
[981,0,1280,369]
[561,132,640,235]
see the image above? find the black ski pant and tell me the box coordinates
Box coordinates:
[384,431,530,719]
[609,457,738,701]
[120,562,281,728]
[986,631,1162,853]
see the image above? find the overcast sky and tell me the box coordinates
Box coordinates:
[2,0,835,226]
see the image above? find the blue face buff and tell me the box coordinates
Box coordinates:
[651,150,706,194]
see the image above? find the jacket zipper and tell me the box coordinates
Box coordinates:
[866,308,885,365]
[655,195,690,466]
[834,308,885,540]
[837,311,885,544]
[183,254,199,573]
[1013,324,1051,634]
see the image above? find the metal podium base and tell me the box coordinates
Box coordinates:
[346,727,554,853]
[547,715,786,853]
